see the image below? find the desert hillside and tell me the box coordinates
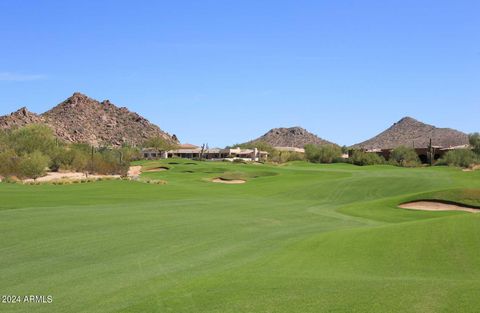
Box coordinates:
[0,92,178,147]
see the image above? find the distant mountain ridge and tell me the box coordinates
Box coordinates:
[245,126,336,148]
[0,92,177,147]
[352,117,469,149]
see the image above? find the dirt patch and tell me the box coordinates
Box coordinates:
[145,166,170,172]
[399,200,480,213]
[211,178,246,184]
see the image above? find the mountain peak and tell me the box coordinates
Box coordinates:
[352,117,468,149]
[1,93,177,147]
[245,126,336,148]
[397,116,418,123]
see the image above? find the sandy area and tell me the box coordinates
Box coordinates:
[399,201,479,213]
[23,172,121,183]
[211,178,246,184]
[23,166,143,183]
[128,166,142,177]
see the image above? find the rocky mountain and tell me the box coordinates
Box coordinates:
[0,107,46,129]
[246,127,336,148]
[0,92,178,147]
[352,117,469,149]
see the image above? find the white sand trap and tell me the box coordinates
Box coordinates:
[399,201,479,213]
[211,178,246,184]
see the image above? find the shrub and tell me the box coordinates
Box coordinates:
[438,149,477,168]
[305,144,342,164]
[350,150,385,166]
[19,151,50,180]
[8,124,57,156]
[0,149,21,176]
[470,133,480,155]
[390,146,420,167]
[269,150,305,163]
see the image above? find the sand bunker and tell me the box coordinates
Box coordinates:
[145,167,170,172]
[211,178,246,184]
[399,201,479,213]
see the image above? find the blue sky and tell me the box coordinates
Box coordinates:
[0,0,478,147]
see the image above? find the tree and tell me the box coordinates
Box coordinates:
[350,150,385,166]
[305,144,342,163]
[8,124,57,156]
[19,151,50,180]
[469,133,480,155]
[390,146,420,167]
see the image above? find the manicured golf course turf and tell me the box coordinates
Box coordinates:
[1,160,480,312]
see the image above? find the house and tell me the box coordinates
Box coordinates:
[142,144,268,162]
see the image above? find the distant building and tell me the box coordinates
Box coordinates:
[142,144,268,162]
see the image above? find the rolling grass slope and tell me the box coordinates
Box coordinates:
[1,159,480,312]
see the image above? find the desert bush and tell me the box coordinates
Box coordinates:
[305,144,342,164]
[120,146,142,162]
[19,151,50,180]
[89,150,129,176]
[437,149,477,168]
[350,150,385,166]
[269,150,304,163]
[389,146,420,167]
[2,176,21,184]
[8,124,57,156]
[0,149,21,177]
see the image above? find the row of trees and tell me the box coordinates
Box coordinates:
[0,124,142,180]
[304,145,423,167]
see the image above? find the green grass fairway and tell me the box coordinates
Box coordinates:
[2,160,480,312]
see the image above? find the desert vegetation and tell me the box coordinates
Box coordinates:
[350,150,386,166]
[304,144,342,163]
[437,133,480,168]
[0,124,138,180]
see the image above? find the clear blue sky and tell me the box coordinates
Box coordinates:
[0,0,478,147]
